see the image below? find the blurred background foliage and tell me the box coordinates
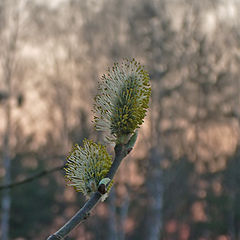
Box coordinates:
[0,0,240,239]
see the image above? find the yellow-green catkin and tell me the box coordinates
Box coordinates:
[65,139,112,199]
[93,58,151,143]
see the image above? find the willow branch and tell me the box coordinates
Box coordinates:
[0,165,64,191]
[47,141,132,240]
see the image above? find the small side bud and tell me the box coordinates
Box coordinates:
[98,177,111,194]
[98,184,107,194]
[99,178,111,186]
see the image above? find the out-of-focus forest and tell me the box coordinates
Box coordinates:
[0,0,240,239]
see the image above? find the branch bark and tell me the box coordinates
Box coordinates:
[47,142,131,240]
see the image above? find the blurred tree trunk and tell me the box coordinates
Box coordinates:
[118,188,129,240]
[106,174,130,240]
[228,192,237,240]
[226,146,240,240]
[1,96,11,240]
[144,147,163,240]
[1,54,13,240]
[0,4,19,239]
[106,189,118,240]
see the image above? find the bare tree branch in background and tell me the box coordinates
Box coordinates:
[0,164,64,191]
